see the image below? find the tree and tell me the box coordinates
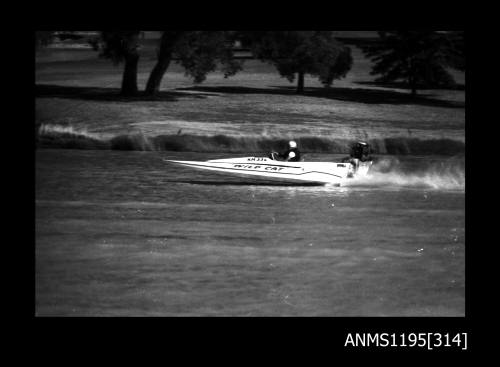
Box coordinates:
[94,31,141,96]
[447,31,465,72]
[319,45,353,87]
[360,31,465,97]
[92,31,242,97]
[244,31,353,93]
[144,31,242,95]
[144,31,185,95]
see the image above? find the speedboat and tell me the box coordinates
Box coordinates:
[165,142,373,185]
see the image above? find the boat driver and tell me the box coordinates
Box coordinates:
[270,140,301,162]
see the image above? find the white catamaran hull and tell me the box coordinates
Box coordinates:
[166,156,372,184]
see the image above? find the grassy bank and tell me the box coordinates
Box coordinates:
[36,42,465,154]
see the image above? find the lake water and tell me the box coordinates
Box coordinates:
[35,150,465,316]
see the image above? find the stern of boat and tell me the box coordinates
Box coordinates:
[347,160,373,178]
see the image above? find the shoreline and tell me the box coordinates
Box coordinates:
[36,127,465,156]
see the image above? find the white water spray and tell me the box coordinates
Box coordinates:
[38,124,105,140]
[345,156,465,191]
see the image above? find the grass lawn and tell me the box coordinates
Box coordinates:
[35,43,465,148]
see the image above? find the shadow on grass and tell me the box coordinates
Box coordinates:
[177,85,464,108]
[35,84,213,102]
[356,80,466,91]
[36,83,464,109]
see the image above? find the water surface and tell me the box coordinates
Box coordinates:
[36,150,465,316]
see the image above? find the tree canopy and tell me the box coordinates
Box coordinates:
[244,31,353,93]
[360,31,465,96]
[145,31,243,95]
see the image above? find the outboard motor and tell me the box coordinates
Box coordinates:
[351,141,371,162]
[344,141,373,177]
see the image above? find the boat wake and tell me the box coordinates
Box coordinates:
[344,156,465,191]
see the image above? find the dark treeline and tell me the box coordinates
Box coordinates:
[360,31,465,96]
[36,31,465,97]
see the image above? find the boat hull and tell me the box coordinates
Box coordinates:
[166,157,355,184]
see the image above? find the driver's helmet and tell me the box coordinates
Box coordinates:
[288,140,297,148]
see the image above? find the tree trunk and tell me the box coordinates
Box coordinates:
[116,31,140,97]
[144,31,184,96]
[144,55,172,95]
[296,71,305,94]
[121,54,139,96]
